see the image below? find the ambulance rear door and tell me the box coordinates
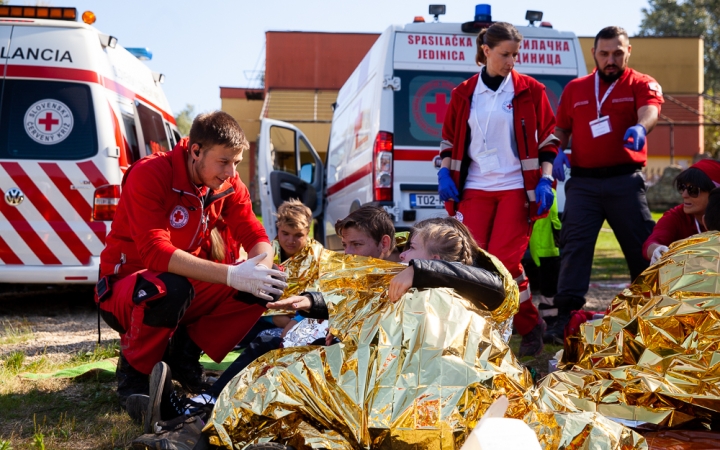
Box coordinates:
[257,118,324,239]
[0,24,107,278]
[391,27,480,231]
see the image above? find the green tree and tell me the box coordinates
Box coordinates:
[639,0,720,92]
[640,1,720,158]
[174,104,195,137]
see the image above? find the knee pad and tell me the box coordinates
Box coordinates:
[135,273,194,328]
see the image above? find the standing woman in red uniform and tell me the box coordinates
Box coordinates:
[437,22,559,357]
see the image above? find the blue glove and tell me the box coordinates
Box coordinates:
[552,151,571,181]
[437,167,459,202]
[623,124,647,152]
[535,177,554,216]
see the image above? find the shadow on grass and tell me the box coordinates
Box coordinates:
[0,376,141,449]
[591,256,630,281]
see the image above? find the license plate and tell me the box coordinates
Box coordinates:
[410,193,442,209]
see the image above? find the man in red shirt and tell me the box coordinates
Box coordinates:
[545,26,663,343]
[96,111,287,410]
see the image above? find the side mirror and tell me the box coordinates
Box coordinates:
[300,163,314,183]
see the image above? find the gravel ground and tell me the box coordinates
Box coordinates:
[0,282,628,367]
[0,288,120,364]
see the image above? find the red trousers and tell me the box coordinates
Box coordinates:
[98,270,265,374]
[457,188,540,335]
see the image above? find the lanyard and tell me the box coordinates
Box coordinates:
[695,218,702,234]
[473,73,511,152]
[595,71,618,119]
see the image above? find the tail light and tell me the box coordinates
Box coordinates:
[93,184,121,221]
[373,131,394,202]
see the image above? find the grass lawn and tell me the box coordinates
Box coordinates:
[591,212,662,281]
[0,341,141,449]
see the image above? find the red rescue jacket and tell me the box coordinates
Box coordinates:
[440,70,559,220]
[99,137,268,279]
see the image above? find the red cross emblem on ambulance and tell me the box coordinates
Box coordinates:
[23,99,74,145]
[170,205,189,228]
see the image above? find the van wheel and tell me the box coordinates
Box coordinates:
[349,200,362,212]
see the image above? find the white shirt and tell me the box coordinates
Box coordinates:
[464,72,524,191]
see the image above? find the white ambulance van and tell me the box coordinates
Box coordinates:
[258,5,585,249]
[0,6,179,285]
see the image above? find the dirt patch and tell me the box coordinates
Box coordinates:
[0,289,120,364]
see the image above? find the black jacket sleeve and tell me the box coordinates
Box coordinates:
[297,291,329,320]
[410,259,506,312]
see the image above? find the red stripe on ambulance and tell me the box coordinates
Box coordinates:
[1,162,93,264]
[77,160,110,188]
[5,64,176,124]
[394,149,437,161]
[39,162,107,244]
[0,186,62,265]
[326,162,373,197]
[0,235,23,265]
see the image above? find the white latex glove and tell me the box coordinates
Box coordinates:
[650,245,669,265]
[226,253,288,301]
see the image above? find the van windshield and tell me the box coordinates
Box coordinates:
[0,79,97,160]
[393,70,574,147]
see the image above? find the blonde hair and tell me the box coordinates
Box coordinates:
[408,217,479,265]
[210,227,225,262]
[275,198,312,230]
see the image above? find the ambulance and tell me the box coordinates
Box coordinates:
[258,4,586,249]
[0,6,179,285]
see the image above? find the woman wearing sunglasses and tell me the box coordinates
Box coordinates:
[644,159,720,264]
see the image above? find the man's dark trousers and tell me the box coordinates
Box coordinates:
[554,170,655,313]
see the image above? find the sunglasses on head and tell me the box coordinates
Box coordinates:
[677,183,700,198]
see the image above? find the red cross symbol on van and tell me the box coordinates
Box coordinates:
[426,93,449,124]
[38,112,60,131]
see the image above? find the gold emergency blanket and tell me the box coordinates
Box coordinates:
[540,231,720,430]
[263,239,326,318]
[206,248,647,449]
[206,250,536,449]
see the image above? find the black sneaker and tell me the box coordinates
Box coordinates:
[166,326,212,394]
[145,361,187,434]
[519,319,546,358]
[126,394,149,425]
[544,313,571,345]
[117,352,149,410]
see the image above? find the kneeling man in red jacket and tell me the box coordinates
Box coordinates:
[96,111,286,412]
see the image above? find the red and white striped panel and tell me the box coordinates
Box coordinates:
[0,160,108,266]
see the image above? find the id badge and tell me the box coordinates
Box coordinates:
[589,116,611,138]
[479,148,500,174]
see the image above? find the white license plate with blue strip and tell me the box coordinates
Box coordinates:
[410,193,443,209]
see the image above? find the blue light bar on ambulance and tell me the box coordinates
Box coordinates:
[0,6,77,21]
[126,47,153,61]
[475,4,491,22]
[462,4,493,33]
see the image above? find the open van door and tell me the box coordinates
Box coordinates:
[257,118,324,239]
